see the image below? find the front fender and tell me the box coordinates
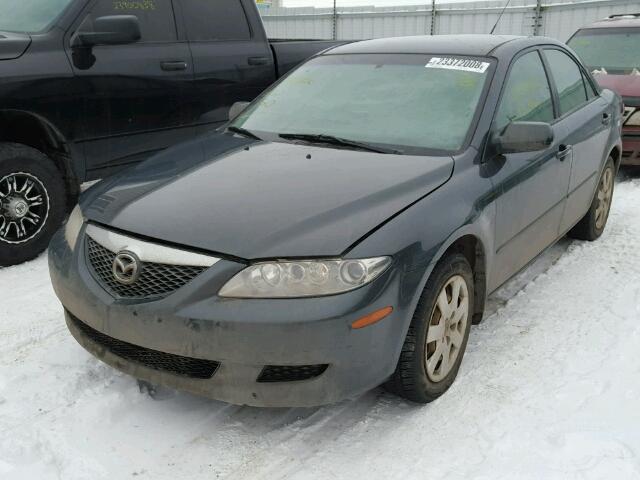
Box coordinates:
[347,149,496,361]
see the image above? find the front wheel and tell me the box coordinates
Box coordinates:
[568,157,615,241]
[0,143,67,267]
[385,253,474,403]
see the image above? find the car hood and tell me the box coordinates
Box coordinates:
[83,133,454,259]
[593,73,640,99]
[0,32,31,60]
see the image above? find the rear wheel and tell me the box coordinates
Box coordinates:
[385,253,474,403]
[568,157,615,241]
[0,143,66,266]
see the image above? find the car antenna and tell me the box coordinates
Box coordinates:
[490,0,512,34]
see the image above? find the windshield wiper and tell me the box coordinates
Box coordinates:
[226,126,262,140]
[279,133,403,155]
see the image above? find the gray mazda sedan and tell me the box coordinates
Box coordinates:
[49,35,622,407]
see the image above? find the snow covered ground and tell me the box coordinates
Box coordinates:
[1,174,640,480]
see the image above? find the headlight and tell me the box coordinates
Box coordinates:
[219,257,392,298]
[64,205,84,251]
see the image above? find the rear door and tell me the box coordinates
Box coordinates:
[489,49,572,290]
[541,47,611,233]
[67,0,194,178]
[177,0,276,129]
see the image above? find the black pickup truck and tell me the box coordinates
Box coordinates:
[0,0,344,266]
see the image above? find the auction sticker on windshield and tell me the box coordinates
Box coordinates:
[426,57,490,73]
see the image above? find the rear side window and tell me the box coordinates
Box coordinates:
[80,0,177,42]
[582,71,598,99]
[544,49,588,115]
[495,51,554,131]
[181,0,251,41]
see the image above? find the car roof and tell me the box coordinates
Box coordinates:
[581,14,640,29]
[325,34,560,57]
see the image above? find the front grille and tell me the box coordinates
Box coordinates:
[86,237,206,300]
[257,364,329,383]
[69,313,220,379]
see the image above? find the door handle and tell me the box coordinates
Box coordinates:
[602,113,611,125]
[161,60,188,71]
[557,144,572,161]
[248,56,270,66]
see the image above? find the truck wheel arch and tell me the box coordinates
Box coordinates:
[0,110,79,207]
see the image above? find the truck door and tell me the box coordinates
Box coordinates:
[66,0,194,178]
[176,0,276,129]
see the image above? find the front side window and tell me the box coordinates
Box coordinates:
[181,0,250,41]
[0,0,74,33]
[233,54,494,153]
[568,27,640,74]
[80,0,177,43]
[495,51,554,132]
[544,49,588,116]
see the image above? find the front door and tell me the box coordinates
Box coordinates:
[487,49,572,291]
[66,0,194,178]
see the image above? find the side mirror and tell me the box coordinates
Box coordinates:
[229,101,250,121]
[72,15,141,48]
[492,121,554,155]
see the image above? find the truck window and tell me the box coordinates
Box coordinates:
[181,0,251,41]
[0,0,75,33]
[79,0,177,42]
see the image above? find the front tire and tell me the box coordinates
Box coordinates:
[0,143,67,267]
[568,157,615,241]
[385,253,474,403]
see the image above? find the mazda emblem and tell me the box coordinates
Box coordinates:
[112,251,141,285]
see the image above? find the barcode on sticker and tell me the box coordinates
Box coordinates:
[426,57,490,73]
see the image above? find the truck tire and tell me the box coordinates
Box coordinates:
[385,253,474,403]
[0,143,67,267]
[568,156,615,242]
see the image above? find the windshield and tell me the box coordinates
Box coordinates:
[0,0,74,33]
[232,54,493,153]
[568,27,640,74]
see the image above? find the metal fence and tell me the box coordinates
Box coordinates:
[260,0,640,41]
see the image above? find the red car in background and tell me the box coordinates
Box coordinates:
[568,14,640,165]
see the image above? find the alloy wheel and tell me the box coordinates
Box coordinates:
[595,166,613,230]
[0,172,50,244]
[425,274,469,382]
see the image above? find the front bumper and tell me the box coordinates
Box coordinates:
[49,226,414,407]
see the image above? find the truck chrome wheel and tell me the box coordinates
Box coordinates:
[0,172,50,244]
[425,275,469,382]
[595,166,613,230]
